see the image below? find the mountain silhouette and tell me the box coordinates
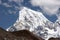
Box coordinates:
[0,27,60,40]
[0,27,44,40]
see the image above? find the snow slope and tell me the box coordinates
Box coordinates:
[6,7,60,40]
[6,7,50,31]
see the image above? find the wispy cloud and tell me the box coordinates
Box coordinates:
[2,3,12,7]
[30,0,60,16]
[8,0,23,4]
[9,0,23,2]
[0,0,2,4]
[0,0,23,7]
[0,0,24,14]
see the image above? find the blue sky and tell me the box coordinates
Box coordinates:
[0,0,59,30]
[0,0,19,29]
[0,5,19,29]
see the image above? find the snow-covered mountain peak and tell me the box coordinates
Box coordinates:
[7,7,50,31]
[6,7,60,40]
[19,7,49,21]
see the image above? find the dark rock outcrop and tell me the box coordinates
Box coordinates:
[0,28,44,40]
[0,27,60,40]
[49,37,60,40]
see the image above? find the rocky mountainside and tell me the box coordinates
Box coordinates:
[0,27,60,40]
[48,38,60,40]
[0,27,44,40]
[6,7,60,40]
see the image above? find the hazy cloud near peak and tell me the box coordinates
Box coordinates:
[0,0,60,16]
[30,0,60,6]
[30,0,60,16]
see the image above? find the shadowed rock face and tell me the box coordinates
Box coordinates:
[0,28,60,40]
[12,30,44,40]
[0,28,44,40]
[49,38,60,40]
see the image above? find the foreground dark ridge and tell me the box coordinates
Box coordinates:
[0,27,60,40]
[49,37,60,40]
[0,27,44,40]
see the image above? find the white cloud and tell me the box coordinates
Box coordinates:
[30,0,60,7]
[30,0,60,16]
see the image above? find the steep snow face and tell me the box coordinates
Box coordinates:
[6,7,60,40]
[6,7,50,31]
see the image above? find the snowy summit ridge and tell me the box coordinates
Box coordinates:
[6,7,50,31]
[6,7,60,40]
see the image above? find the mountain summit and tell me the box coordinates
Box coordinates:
[6,7,50,31]
[6,7,60,40]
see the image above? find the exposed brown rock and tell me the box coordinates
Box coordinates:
[0,28,44,40]
[49,37,60,40]
[1,27,60,40]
